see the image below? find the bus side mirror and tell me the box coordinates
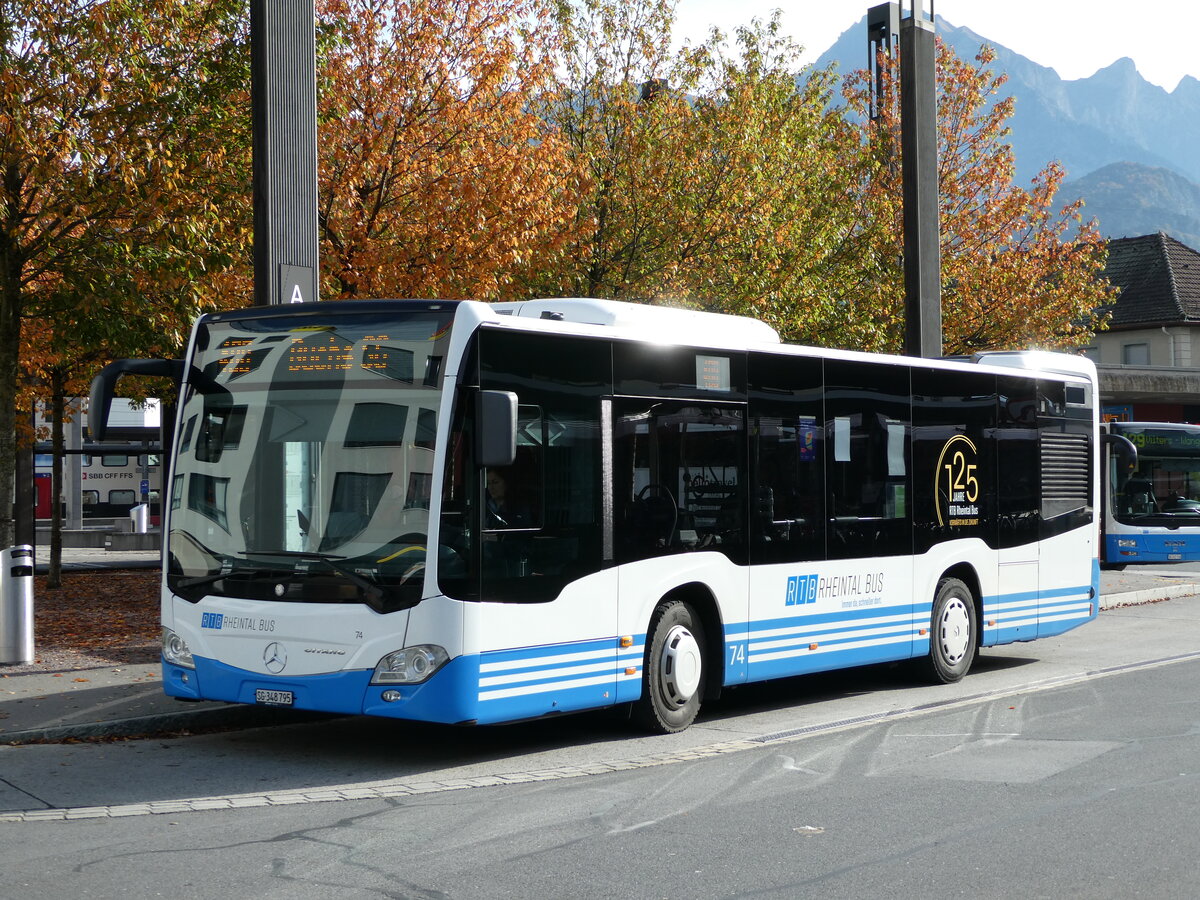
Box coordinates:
[1103,433,1138,474]
[477,390,517,468]
[89,359,184,441]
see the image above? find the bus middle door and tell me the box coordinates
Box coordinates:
[607,397,750,702]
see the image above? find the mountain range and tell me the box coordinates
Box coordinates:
[814,16,1200,250]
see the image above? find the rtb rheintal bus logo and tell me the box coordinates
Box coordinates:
[785,574,819,606]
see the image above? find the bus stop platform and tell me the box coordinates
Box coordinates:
[2,553,1200,746]
[30,544,160,574]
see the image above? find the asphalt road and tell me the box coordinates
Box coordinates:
[2,627,1198,898]
[2,590,1200,897]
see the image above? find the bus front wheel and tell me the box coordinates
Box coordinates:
[634,599,706,734]
[923,577,977,684]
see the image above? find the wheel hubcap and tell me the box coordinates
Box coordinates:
[939,597,971,664]
[659,624,702,708]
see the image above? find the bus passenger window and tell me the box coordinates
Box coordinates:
[824,360,911,560]
[613,400,746,564]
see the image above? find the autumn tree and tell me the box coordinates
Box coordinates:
[532,1,868,338]
[21,221,236,583]
[533,0,682,298]
[0,0,252,547]
[315,0,581,301]
[836,40,1113,354]
[662,18,873,338]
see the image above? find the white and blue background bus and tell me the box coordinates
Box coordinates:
[1103,421,1200,566]
[90,298,1100,732]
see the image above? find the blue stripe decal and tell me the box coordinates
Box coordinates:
[478,636,615,666]
[752,602,916,632]
[474,636,645,723]
[982,583,1093,605]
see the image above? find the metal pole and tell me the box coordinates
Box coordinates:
[251,0,319,307]
[66,401,82,531]
[899,2,941,358]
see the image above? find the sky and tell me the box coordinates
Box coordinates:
[674,0,1200,92]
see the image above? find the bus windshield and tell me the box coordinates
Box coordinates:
[167,305,459,611]
[1111,423,1200,523]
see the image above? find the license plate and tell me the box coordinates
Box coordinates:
[255,689,294,707]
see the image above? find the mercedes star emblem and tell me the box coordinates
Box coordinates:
[263,641,287,674]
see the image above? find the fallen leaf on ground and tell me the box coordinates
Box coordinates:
[33,569,160,670]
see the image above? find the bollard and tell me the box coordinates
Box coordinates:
[130,504,149,534]
[0,545,34,665]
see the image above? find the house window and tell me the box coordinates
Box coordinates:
[1122,343,1150,366]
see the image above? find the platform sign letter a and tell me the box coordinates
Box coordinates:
[279,264,315,305]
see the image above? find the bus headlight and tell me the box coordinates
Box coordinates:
[162,627,195,669]
[371,645,449,684]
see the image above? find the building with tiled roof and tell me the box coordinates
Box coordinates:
[1085,233,1200,422]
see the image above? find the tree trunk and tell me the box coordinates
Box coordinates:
[0,240,22,550]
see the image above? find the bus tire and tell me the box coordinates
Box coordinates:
[923,577,976,684]
[634,599,706,734]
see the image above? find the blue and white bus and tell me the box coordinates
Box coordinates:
[1103,421,1200,566]
[90,298,1100,732]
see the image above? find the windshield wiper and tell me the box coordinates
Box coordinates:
[242,550,384,602]
[174,567,284,592]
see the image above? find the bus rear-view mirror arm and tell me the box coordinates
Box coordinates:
[1103,432,1138,474]
[89,359,184,442]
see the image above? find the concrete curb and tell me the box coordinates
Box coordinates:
[1100,584,1200,609]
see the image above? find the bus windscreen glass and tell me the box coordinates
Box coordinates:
[1111,424,1200,523]
[167,308,459,611]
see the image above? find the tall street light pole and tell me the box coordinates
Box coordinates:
[868,1,941,359]
[250,0,319,307]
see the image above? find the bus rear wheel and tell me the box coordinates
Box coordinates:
[923,577,976,684]
[634,599,706,734]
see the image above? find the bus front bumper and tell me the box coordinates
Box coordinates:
[1106,534,1191,564]
[162,654,483,725]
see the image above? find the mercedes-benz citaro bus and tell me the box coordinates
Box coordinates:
[1103,420,1200,566]
[89,298,1101,733]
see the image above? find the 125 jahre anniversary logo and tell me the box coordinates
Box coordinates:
[935,435,981,527]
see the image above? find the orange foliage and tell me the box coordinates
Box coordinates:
[316,0,583,301]
[0,0,252,546]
